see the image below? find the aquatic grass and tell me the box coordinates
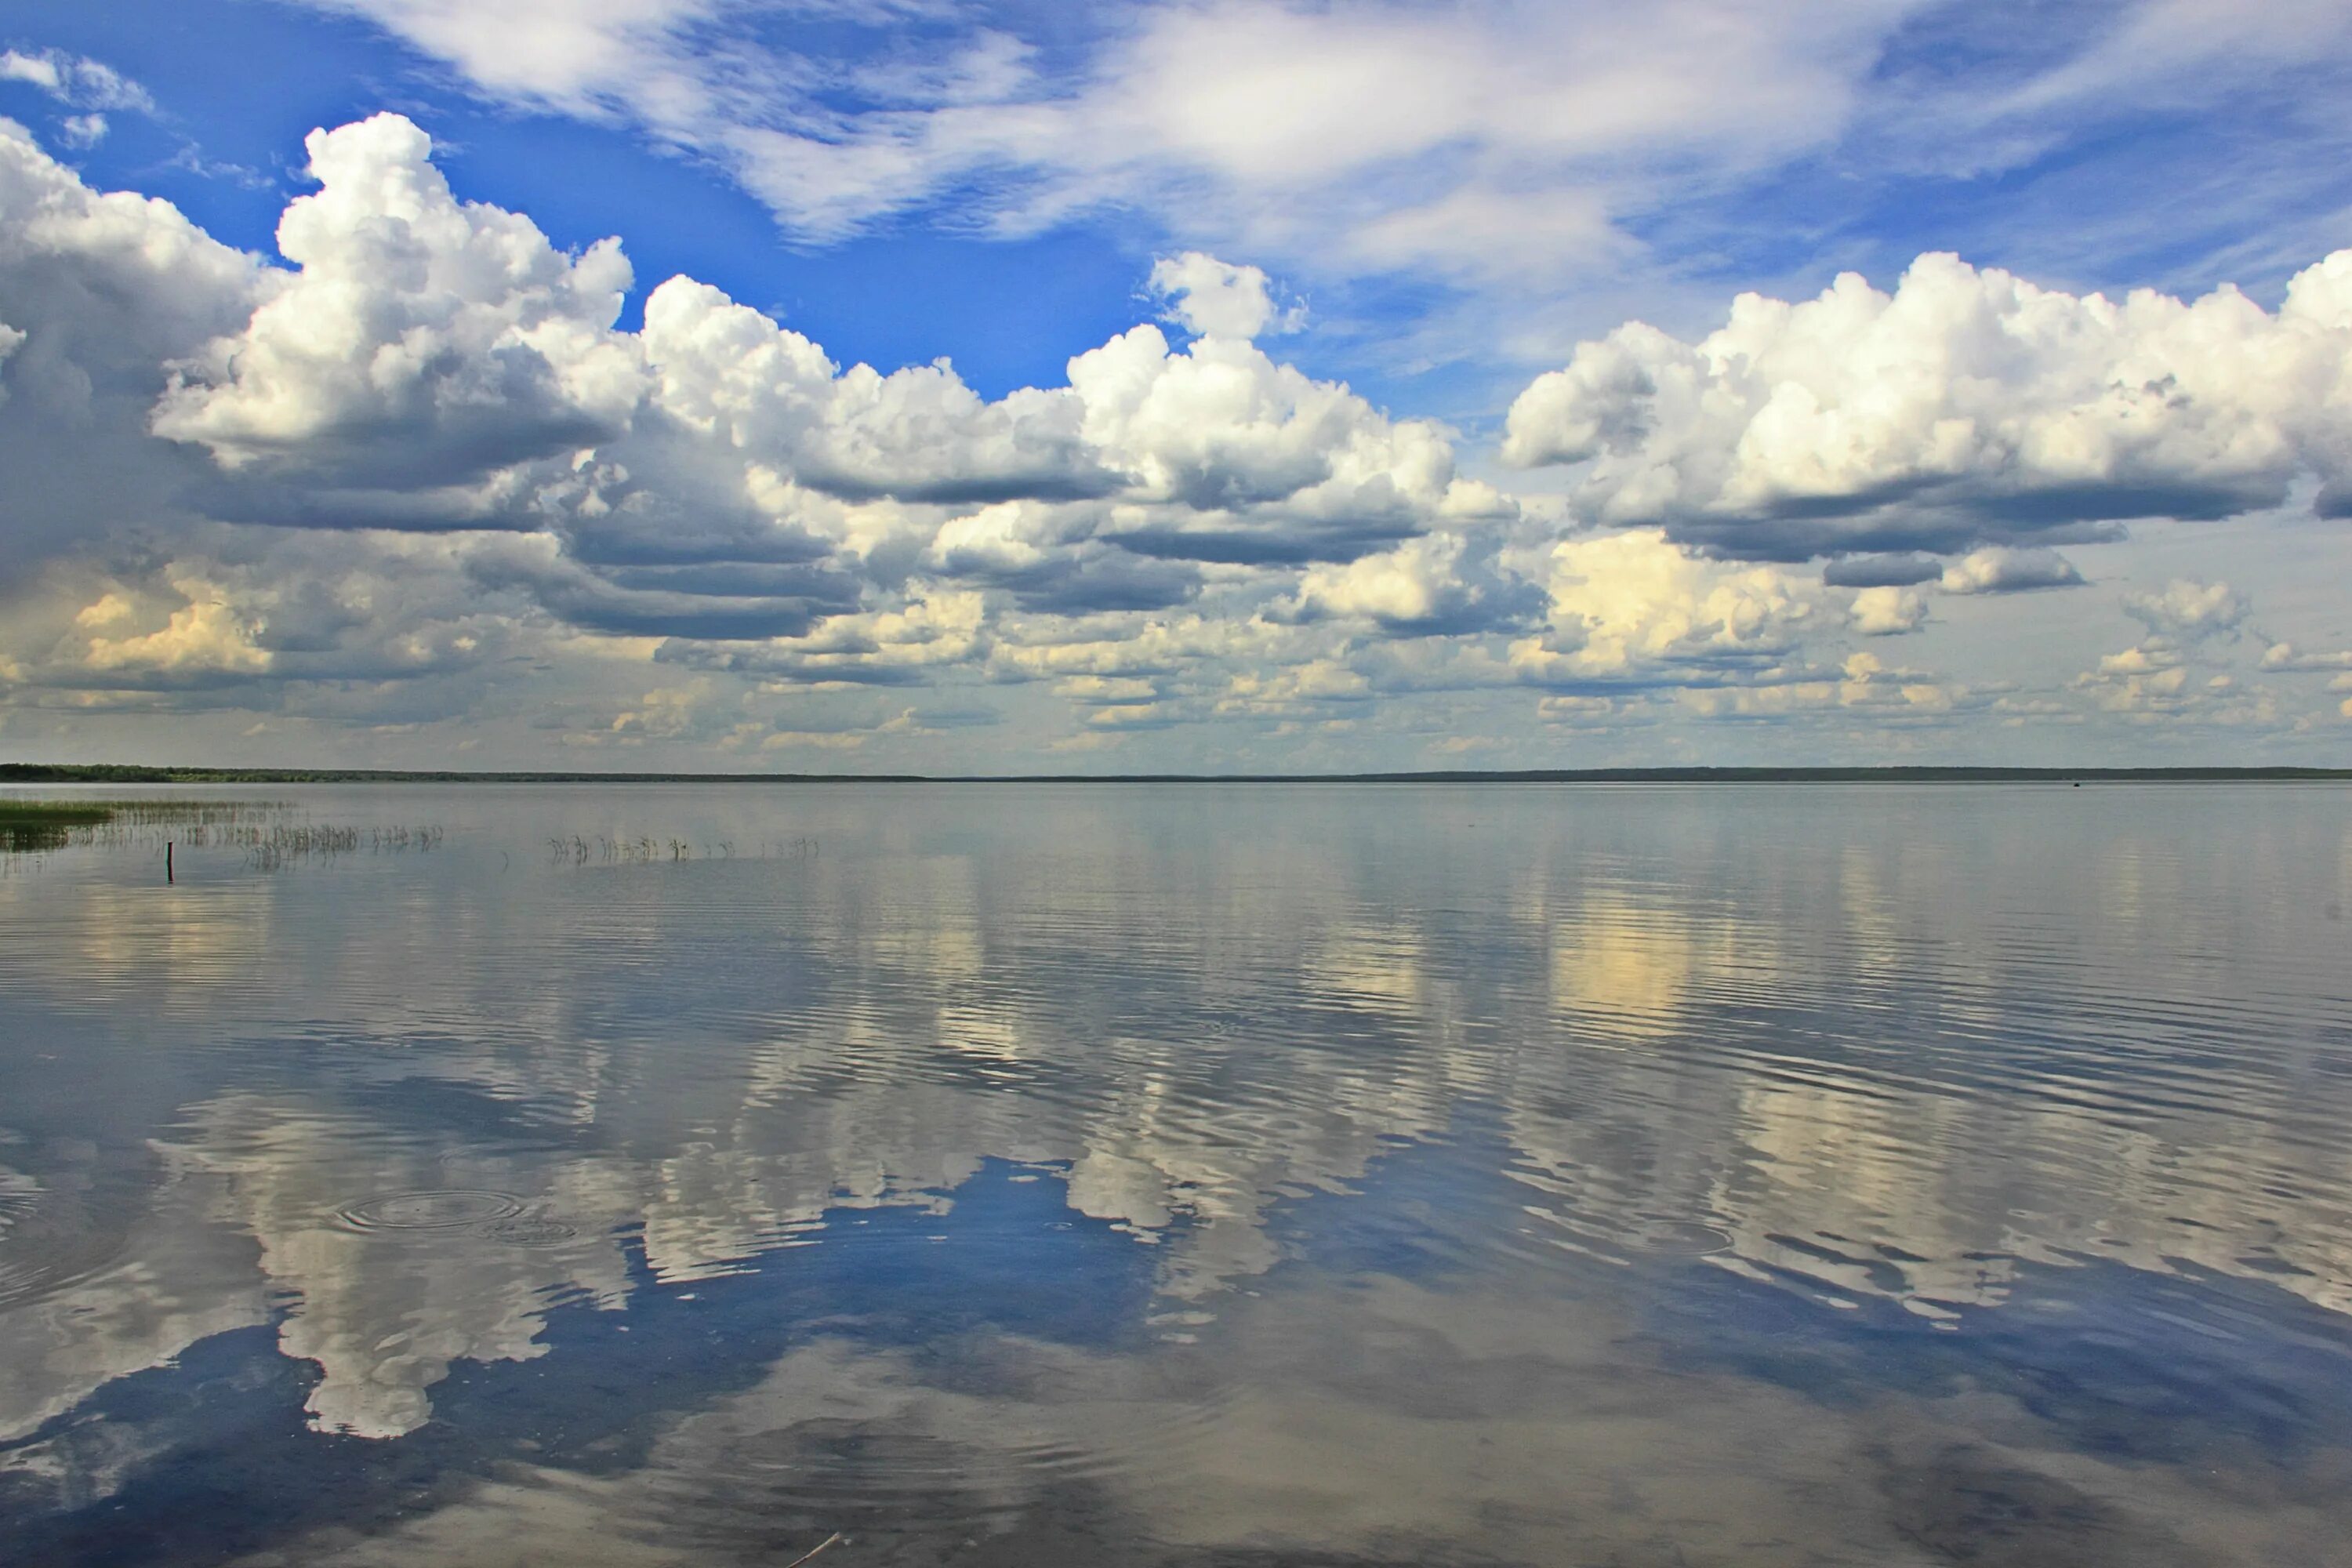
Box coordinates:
[9,795,795,869]
[0,800,116,852]
[0,797,275,852]
[0,802,118,825]
[246,823,442,869]
[0,798,447,869]
[29,800,301,860]
[543,833,815,866]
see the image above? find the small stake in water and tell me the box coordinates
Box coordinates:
[166,841,173,884]
[782,1533,843,1568]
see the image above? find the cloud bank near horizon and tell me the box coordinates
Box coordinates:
[2,111,2348,767]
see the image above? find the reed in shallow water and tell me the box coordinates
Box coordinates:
[0,802,114,853]
[0,800,445,868]
[0,798,262,852]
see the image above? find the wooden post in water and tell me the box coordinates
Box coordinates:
[167,840,174,884]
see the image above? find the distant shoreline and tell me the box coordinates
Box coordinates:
[5,763,2349,785]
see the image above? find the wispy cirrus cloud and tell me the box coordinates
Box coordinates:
[266,1,2352,376]
[1,43,156,148]
[0,46,154,112]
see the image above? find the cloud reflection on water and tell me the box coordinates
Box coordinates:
[1,785,2349,1563]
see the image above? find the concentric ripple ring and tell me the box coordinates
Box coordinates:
[1634,1220,1734,1256]
[476,1217,579,1247]
[334,1189,526,1232]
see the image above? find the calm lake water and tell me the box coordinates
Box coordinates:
[2,783,2350,1566]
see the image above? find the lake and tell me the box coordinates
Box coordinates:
[2,783,2350,1566]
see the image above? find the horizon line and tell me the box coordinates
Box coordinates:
[5,763,2350,786]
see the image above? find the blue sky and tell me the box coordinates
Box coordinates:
[1,0,1158,397]
[21,0,2347,407]
[2,2,2350,768]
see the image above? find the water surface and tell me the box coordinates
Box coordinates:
[2,783,2350,1566]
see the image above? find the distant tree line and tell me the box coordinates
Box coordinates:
[4,762,2347,785]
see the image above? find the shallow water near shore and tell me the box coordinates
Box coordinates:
[2,782,2350,1566]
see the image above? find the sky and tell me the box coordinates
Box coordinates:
[1,0,2350,771]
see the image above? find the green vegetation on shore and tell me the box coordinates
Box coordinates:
[5,762,2349,786]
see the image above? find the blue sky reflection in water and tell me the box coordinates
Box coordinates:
[2,783,2352,1565]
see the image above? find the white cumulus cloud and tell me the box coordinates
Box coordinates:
[2260,643,2352,672]
[10,105,2352,763]
[1849,586,1929,636]
[2122,579,2248,638]
[152,114,644,488]
[1514,529,1817,684]
[1147,252,1299,340]
[1503,251,2352,558]
[0,116,267,583]
[1938,546,2086,594]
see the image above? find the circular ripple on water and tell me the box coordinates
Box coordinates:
[0,1186,131,1310]
[334,1189,525,1232]
[648,1359,1243,1546]
[476,1217,580,1248]
[1632,1220,1734,1256]
[649,1425,1030,1543]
